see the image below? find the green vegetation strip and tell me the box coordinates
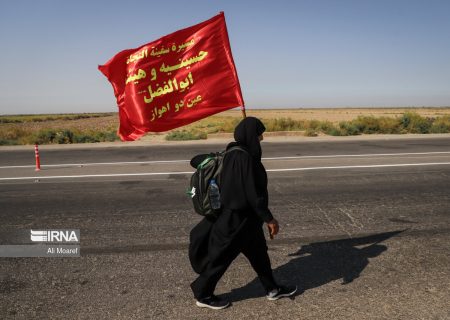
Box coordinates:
[0,112,449,145]
[167,112,450,140]
[0,113,114,124]
[0,128,119,145]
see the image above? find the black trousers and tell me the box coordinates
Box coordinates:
[190,220,278,299]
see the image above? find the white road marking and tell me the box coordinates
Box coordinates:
[0,159,190,169]
[266,162,450,172]
[1,151,449,169]
[1,162,449,181]
[0,172,194,181]
[262,151,450,160]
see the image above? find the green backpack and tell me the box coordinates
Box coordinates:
[187,146,247,217]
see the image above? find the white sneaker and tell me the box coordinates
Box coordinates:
[196,295,231,310]
[266,285,298,301]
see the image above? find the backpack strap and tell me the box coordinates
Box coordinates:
[197,153,216,169]
[224,145,249,155]
[196,147,248,170]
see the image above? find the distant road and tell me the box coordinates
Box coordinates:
[1,134,450,166]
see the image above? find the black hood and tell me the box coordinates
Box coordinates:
[232,117,266,161]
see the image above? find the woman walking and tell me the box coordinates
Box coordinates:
[189,117,297,309]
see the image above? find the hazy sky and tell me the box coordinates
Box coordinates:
[0,0,449,114]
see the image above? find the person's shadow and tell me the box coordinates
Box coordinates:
[228,230,404,302]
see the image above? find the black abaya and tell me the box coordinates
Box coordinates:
[189,117,277,299]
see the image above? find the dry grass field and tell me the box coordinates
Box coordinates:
[223,107,450,122]
[167,107,450,140]
[1,108,449,145]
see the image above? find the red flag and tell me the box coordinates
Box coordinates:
[98,12,244,141]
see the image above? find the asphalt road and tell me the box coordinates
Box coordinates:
[0,136,449,319]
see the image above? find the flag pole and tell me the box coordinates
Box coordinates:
[241,105,246,119]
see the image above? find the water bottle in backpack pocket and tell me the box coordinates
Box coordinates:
[209,179,221,210]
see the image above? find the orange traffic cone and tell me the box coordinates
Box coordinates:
[35,144,41,171]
